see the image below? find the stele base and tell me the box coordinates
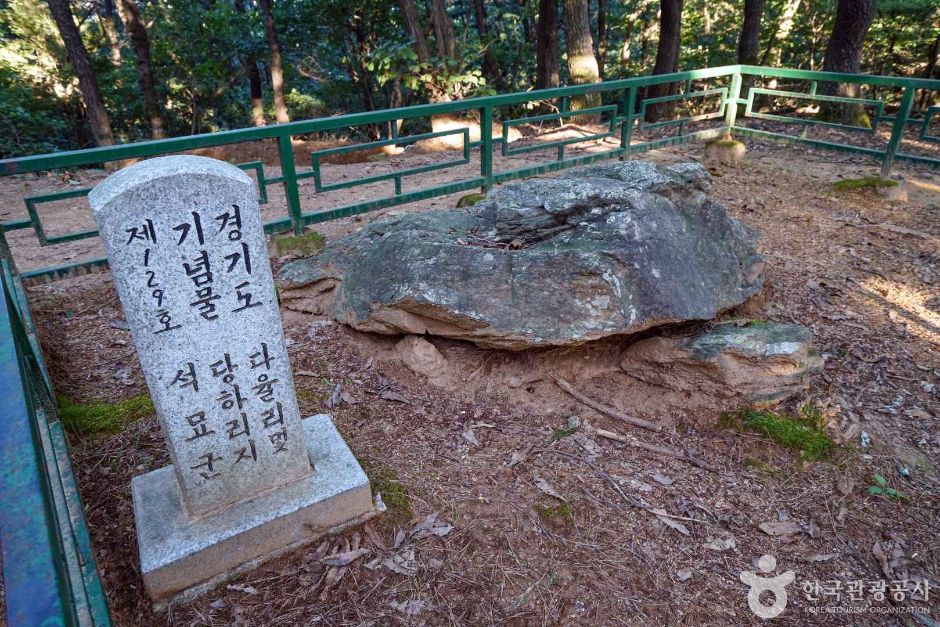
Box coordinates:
[131,414,377,605]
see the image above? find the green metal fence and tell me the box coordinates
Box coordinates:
[0,64,937,623]
[2,64,937,284]
[0,257,111,626]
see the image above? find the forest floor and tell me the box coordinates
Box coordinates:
[4,135,940,626]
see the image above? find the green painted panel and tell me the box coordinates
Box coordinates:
[920,106,940,142]
[500,105,618,156]
[744,87,884,134]
[310,127,471,193]
[637,87,728,130]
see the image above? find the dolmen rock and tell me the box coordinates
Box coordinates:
[620,321,824,405]
[90,156,377,603]
[279,161,764,350]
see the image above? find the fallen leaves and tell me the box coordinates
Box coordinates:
[379,388,412,404]
[533,476,566,502]
[321,547,371,567]
[363,512,455,579]
[410,513,454,540]
[703,535,737,552]
[380,549,418,576]
[652,508,690,535]
[390,599,430,616]
[758,521,803,541]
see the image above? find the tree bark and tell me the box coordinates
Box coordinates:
[596,0,607,79]
[919,33,940,109]
[46,0,114,147]
[819,0,877,126]
[247,61,266,126]
[429,0,456,60]
[117,0,165,138]
[259,0,289,123]
[563,0,601,116]
[645,0,683,122]
[535,0,560,89]
[398,0,432,63]
[471,0,502,89]
[96,0,123,66]
[737,0,766,65]
[234,0,265,126]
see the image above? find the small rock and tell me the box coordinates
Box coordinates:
[620,321,822,405]
[396,335,449,379]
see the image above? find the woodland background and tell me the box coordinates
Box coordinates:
[1,0,938,158]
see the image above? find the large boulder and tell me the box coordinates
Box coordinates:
[278,161,764,350]
[620,321,823,405]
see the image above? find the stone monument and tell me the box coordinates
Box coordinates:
[89,156,377,602]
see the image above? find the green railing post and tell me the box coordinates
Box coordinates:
[480,105,494,191]
[277,134,304,235]
[881,85,915,177]
[725,69,743,132]
[621,86,637,159]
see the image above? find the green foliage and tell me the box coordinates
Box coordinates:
[366,465,413,519]
[832,176,899,192]
[274,230,325,257]
[285,89,328,121]
[0,0,936,157]
[58,394,154,435]
[724,407,834,461]
[550,425,578,441]
[456,193,487,208]
[533,502,573,525]
[867,473,907,500]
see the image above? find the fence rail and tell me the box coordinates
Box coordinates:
[1,64,938,283]
[0,258,111,626]
[0,64,938,622]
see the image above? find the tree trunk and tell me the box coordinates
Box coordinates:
[96,0,123,66]
[248,60,266,126]
[117,0,165,138]
[429,0,456,60]
[645,0,683,122]
[535,0,560,89]
[46,0,114,147]
[918,33,940,109]
[737,0,766,65]
[563,0,601,117]
[259,0,289,123]
[596,0,607,79]
[819,0,877,126]
[398,0,432,63]
[471,0,502,89]
[234,0,265,126]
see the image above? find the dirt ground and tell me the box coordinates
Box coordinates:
[7,136,940,626]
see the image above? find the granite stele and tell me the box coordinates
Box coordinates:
[89,155,377,602]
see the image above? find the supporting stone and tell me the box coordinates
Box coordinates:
[134,414,377,602]
[704,133,747,167]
